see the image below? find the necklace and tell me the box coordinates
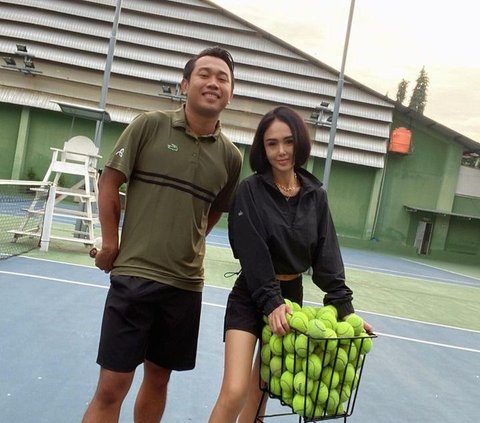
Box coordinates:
[274,173,298,192]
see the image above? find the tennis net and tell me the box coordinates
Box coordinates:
[0,179,52,260]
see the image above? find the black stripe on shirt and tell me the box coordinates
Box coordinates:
[135,169,216,198]
[132,175,215,203]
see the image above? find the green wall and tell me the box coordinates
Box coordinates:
[319,162,375,239]
[2,104,126,181]
[0,103,22,178]
[372,115,479,256]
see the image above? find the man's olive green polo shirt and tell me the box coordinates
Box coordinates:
[105,107,242,292]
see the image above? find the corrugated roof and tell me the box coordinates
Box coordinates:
[0,0,396,167]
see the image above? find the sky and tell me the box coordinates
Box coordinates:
[212,0,480,142]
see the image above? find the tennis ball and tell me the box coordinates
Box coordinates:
[260,343,271,365]
[318,305,338,319]
[269,333,283,356]
[261,324,272,344]
[285,353,303,374]
[284,299,294,324]
[291,301,302,312]
[307,318,327,339]
[302,353,323,380]
[280,370,295,397]
[325,388,340,415]
[268,375,282,396]
[293,371,313,395]
[292,394,313,417]
[302,305,317,321]
[270,355,283,377]
[342,342,358,363]
[345,313,364,336]
[335,402,346,416]
[338,384,352,402]
[341,363,356,385]
[283,332,296,354]
[282,389,293,406]
[289,311,309,333]
[322,328,338,352]
[311,380,329,405]
[260,364,270,383]
[321,366,340,389]
[313,403,325,418]
[336,321,354,344]
[318,311,338,330]
[294,333,314,358]
[330,347,348,372]
[359,333,373,354]
[314,346,331,367]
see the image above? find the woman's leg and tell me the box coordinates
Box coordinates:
[238,348,268,423]
[208,329,258,423]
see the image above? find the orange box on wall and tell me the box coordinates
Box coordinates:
[388,127,412,154]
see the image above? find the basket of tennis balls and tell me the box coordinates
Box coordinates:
[260,300,376,421]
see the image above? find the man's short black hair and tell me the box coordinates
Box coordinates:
[250,106,312,173]
[183,46,235,89]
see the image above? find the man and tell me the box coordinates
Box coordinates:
[82,46,242,423]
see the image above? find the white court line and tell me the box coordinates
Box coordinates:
[202,302,480,353]
[0,270,108,289]
[376,332,480,354]
[2,269,479,353]
[401,256,480,282]
[303,300,480,334]
[345,262,479,286]
[18,255,98,269]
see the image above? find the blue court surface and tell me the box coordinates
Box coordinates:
[1,251,479,423]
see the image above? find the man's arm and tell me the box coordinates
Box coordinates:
[95,166,126,272]
[206,209,222,235]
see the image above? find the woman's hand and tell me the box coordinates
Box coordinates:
[363,320,374,335]
[268,303,292,336]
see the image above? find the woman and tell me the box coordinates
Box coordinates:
[209,106,372,423]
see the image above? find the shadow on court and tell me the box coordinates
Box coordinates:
[1,256,479,422]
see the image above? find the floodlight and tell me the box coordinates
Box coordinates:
[162,85,172,94]
[24,57,35,68]
[3,56,16,66]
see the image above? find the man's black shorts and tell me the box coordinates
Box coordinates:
[97,275,202,372]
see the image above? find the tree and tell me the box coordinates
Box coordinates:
[395,79,409,104]
[408,67,429,114]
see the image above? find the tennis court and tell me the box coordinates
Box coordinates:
[1,236,479,423]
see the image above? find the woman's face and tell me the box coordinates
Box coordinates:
[263,119,295,174]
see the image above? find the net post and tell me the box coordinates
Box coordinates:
[40,184,56,251]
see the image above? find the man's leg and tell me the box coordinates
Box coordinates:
[133,360,172,423]
[82,367,135,423]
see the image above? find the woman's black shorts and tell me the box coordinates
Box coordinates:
[224,273,303,339]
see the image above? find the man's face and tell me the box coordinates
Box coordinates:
[181,55,233,118]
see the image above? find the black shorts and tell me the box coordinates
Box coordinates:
[96,275,202,372]
[224,273,303,339]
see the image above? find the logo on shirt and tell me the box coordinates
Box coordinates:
[115,148,125,157]
[238,211,243,216]
[167,143,179,152]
